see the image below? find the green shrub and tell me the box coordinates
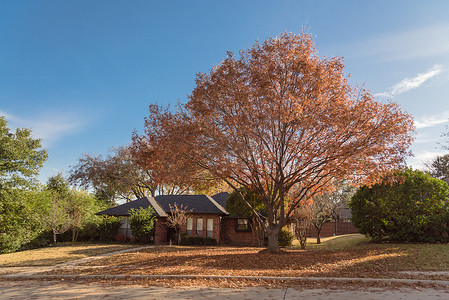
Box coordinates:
[171,232,186,244]
[180,235,216,246]
[180,235,193,245]
[203,237,217,246]
[0,189,48,253]
[350,169,449,242]
[129,207,156,243]
[192,236,204,245]
[278,227,294,247]
[97,216,122,241]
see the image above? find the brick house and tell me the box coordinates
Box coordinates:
[97,192,258,245]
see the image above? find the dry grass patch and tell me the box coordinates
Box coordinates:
[0,243,140,267]
[292,234,371,251]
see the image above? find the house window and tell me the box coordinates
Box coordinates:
[206,219,213,238]
[196,218,203,237]
[235,218,251,232]
[186,218,193,236]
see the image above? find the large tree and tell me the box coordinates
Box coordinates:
[131,105,219,196]
[0,116,48,253]
[69,146,156,203]
[139,32,414,251]
[0,116,47,188]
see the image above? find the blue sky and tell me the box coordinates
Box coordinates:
[1,0,448,183]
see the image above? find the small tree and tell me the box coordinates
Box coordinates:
[129,207,156,243]
[292,202,313,249]
[310,182,354,244]
[309,194,333,244]
[424,154,449,180]
[166,203,192,245]
[41,191,73,244]
[69,191,97,242]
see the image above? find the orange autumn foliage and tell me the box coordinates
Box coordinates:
[136,32,415,250]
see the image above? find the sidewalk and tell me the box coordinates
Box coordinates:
[0,280,448,300]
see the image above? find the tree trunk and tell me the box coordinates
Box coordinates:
[52,230,57,245]
[266,224,282,251]
[72,228,80,243]
[315,225,322,244]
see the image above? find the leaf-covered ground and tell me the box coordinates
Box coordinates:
[45,235,449,281]
[0,243,139,267]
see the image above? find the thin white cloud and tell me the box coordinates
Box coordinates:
[349,23,449,61]
[0,110,87,148]
[391,65,442,96]
[407,150,447,170]
[414,134,439,144]
[415,111,449,129]
[374,65,443,98]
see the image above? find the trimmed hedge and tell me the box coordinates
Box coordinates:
[180,235,217,246]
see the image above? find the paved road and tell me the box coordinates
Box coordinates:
[0,281,448,300]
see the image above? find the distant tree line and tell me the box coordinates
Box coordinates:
[0,117,122,253]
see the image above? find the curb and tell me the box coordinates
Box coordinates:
[1,274,449,286]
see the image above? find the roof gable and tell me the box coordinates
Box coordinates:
[211,192,230,209]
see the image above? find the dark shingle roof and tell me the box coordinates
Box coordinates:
[211,192,230,208]
[97,194,229,217]
[97,197,151,216]
[156,194,227,214]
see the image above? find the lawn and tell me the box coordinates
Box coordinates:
[45,234,449,280]
[0,243,140,267]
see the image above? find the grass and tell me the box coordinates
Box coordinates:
[292,234,371,251]
[0,243,140,267]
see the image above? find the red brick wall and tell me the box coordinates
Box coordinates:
[184,214,221,242]
[154,217,168,244]
[307,222,359,238]
[221,218,257,246]
[153,214,222,244]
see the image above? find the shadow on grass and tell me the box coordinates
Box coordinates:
[73,244,421,278]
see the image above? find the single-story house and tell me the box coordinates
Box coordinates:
[97,192,258,245]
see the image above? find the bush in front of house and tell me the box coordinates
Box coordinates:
[98,216,123,241]
[203,237,217,246]
[180,235,193,245]
[129,207,156,243]
[180,235,216,246]
[192,236,204,245]
[350,169,449,242]
[278,227,294,247]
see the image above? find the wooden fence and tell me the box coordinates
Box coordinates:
[307,222,359,238]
